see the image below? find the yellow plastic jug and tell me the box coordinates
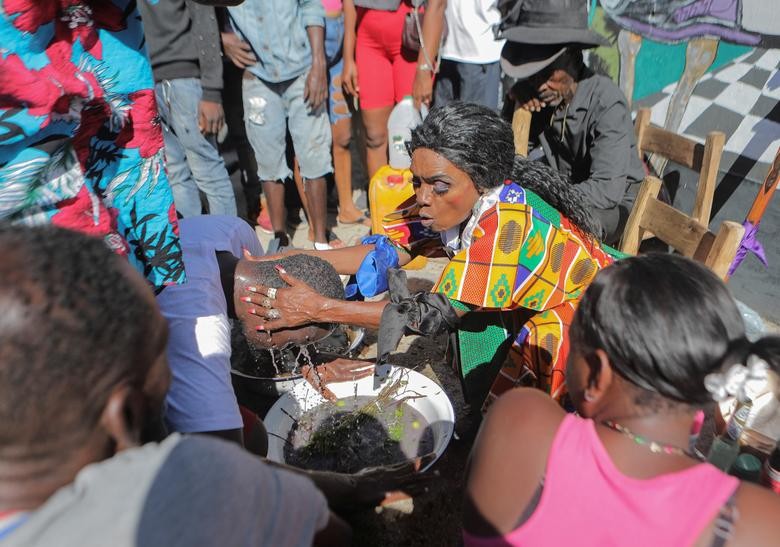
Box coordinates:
[368,165,427,270]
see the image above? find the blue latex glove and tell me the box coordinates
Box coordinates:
[344,234,400,299]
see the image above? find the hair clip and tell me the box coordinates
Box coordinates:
[704,354,769,402]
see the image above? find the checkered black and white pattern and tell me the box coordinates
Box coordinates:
[637,48,780,183]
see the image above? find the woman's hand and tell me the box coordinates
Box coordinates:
[301,359,375,400]
[242,265,326,330]
[412,69,434,109]
[341,57,359,98]
[241,248,288,262]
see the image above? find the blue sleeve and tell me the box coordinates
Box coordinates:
[300,0,324,28]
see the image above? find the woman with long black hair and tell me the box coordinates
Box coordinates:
[242,102,619,408]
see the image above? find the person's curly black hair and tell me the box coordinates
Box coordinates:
[510,155,600,237]
[0,224,159,453]
[409,102,598,237]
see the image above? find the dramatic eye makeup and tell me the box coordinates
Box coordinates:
[433,180,449,194]
[412,176,449,195]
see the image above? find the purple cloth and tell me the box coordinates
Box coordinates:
[728,220,768,276]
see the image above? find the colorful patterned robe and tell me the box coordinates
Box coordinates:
[0,0,185,290]
[384,180,616,408]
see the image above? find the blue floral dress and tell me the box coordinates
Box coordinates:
[0,0,185,289]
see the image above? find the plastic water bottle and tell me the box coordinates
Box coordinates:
[387,96,426,169]
[736,300,766,342]
[708,396,753,471]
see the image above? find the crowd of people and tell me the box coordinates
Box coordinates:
[2,0,780,546]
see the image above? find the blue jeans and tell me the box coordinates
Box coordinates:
[155,78,237,217]
[325,15,351,124]
[433,59,501,110]
[243,73,333,181]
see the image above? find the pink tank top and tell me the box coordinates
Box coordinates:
[464,414,739,547]
[321,0,342,13]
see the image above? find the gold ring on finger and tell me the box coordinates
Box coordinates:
[267,287,278,300]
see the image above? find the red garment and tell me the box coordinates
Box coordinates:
[355,3,417,109]
[464,414,739,547]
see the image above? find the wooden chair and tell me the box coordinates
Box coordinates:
[619,177,745,279]
[634,108,725,227]
[512,107,532,157]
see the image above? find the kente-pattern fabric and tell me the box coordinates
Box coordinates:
[0,0,185,290]
[383,180,614,407]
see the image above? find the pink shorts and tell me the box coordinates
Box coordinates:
[355,3,417,110]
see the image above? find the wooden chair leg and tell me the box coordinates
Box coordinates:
[692,131,725,226]
[619,176,662,255]
[705,220,745,280]
[512,108,532,157]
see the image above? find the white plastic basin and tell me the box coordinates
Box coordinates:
[264,365,455,472]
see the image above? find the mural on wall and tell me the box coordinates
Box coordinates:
[589,0,780,183]
[584,1,780,322]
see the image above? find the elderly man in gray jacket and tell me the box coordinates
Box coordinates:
[500,0,645,245]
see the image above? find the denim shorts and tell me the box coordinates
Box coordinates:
[243,72,333,181]
[325,15,351,124]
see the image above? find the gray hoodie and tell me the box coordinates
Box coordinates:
[138,0,223,103]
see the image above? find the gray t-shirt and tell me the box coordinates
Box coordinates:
[3,435,329,547]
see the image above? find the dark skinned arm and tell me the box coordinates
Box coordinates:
[246,266,467,331]
[246,242,411,275]
[304,25,328,110]
[412,0,446,109]
[341,0,359,97]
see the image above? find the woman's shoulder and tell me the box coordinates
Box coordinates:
[464,390,567,536]
[472,389,568,480]
[484,389,567,441]
[729,481,780,546]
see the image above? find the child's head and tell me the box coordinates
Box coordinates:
[567,253,780,414]
[234,254,344,350]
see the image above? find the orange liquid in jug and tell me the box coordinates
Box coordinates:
[368,166,426,270]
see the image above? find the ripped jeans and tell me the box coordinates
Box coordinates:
[242,72,333,182]
[154,78,237,217]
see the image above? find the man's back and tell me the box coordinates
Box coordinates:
[155,216,262,434]
[3,435,328,547]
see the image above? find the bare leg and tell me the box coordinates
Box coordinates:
[333,117,365,223]
[617,30,642,109]
[304,176,329,244]
[361,106,393,179]
[292,158,312,223]
[262,179,287,242]
[651,36,719,174]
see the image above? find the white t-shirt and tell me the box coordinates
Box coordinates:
[440,0,505,64]
[156,216,263,433]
